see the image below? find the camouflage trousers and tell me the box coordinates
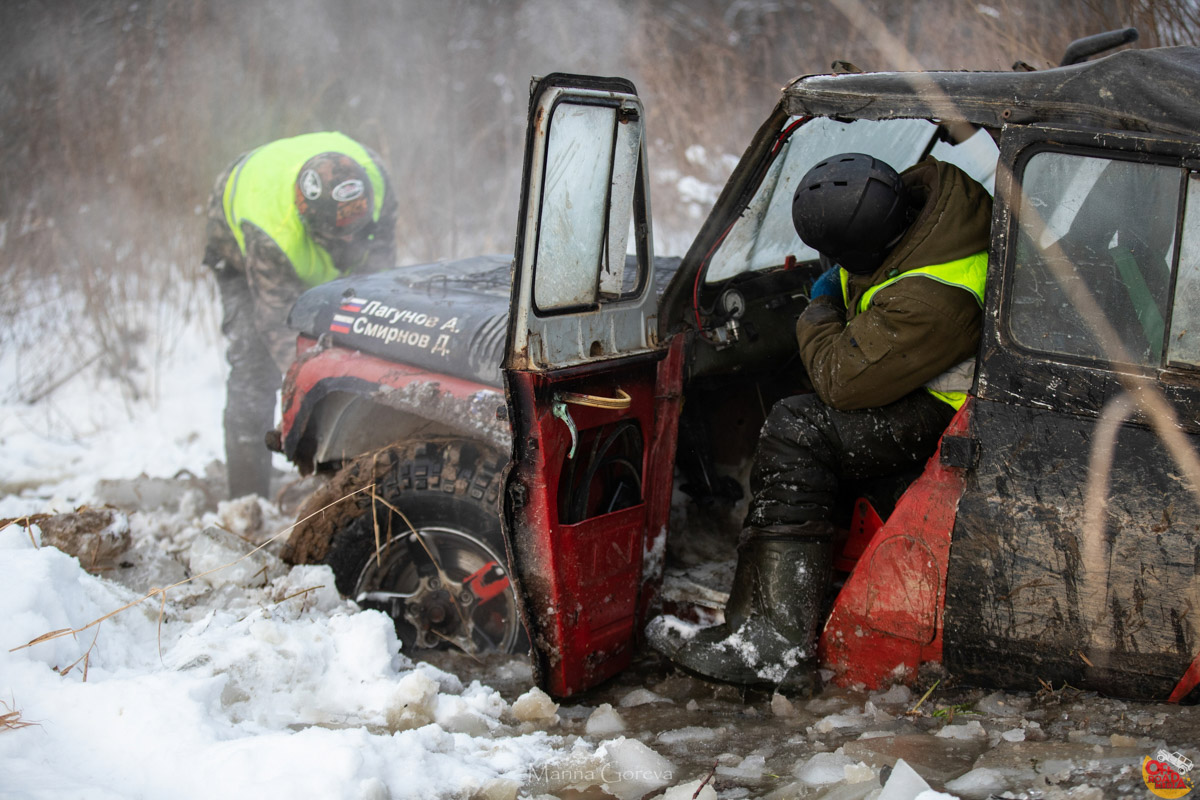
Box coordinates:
[205,160,279,499]
[212,266,280,500]
[746,390,955,528]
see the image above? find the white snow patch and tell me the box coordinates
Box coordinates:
[0,539,567,799]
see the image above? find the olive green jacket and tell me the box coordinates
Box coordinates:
[795,158,993,411]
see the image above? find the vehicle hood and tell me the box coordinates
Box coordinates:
[288,254,513,387]
[288,254,683,388]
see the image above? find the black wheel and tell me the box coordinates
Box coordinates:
[324,442,524,655]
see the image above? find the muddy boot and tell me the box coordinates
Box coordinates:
[647,523,833,692]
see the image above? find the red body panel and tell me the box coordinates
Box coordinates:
[820,403,971,689]
[506,338,685,697]
[279,337,498,445]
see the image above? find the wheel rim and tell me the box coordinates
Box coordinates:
[351,526,520,654]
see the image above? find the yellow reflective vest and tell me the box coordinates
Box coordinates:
[222,132,386,287]
[840,250,988,410]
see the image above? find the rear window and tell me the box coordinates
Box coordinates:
[1008,151,1191,369]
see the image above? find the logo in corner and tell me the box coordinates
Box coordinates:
[1144,749,1194,799]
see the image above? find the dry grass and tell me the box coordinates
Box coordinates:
[1,698,38,732]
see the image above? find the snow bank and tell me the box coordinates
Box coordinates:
[0,525,572,800]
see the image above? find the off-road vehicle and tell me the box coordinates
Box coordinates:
[273,29,1200,702]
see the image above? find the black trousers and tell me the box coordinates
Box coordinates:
[746,390,955,528]
[215,268,281,499]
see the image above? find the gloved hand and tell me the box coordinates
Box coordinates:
[797,295,844,329]
[809,266,841,302]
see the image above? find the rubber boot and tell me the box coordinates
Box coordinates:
[647,522,833,692]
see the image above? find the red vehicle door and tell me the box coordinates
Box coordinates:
[501,74,682,697]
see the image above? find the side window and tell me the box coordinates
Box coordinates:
[534,100,645,313]
[1009,152,1181,368]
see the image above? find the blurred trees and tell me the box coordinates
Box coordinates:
[0,0,1194,389]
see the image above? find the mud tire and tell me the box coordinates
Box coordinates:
[318,440,524,654]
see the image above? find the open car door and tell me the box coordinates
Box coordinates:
[501,74,683,697]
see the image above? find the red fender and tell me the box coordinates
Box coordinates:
[819,401,972,689]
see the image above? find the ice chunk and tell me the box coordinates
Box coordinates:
[944,766,1008,799]
[511,686,559,722]
[597,737,675,800]
[657,726,721,745]
[654,778,717,800]
[871,684,914,706]
[844,762,877,784]
[385,670,439,731]
[935,720,987,740]
[878,758,935,800]
[716,753,765,781]
[975,690,1029,716]
[795,751,855,786]
[618,687,672,707]
[771,692,798,718]
[806,695,850,714]
[586,703,628,735]
[842,733,986,785]
[810,710,872,735]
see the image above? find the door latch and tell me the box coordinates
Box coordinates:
[552,399,579,459]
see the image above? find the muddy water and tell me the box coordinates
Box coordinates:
[425,649,1199,799]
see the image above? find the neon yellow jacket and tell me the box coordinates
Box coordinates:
[222,132,386,287]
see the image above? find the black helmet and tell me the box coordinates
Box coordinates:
[294,152,374,240]
[791,153,912,275]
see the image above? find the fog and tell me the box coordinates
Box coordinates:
[0,0,1186,396]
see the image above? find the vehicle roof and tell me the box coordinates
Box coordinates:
[783,46,1200,138]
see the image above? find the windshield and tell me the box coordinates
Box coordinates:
[705,117,999,283]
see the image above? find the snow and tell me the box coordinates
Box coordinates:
[4,292,1199,800]
[0,527,571,799]
[0,296,682,800]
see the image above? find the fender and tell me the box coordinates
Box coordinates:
[820,402,971,689]
[279,341,510,474]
